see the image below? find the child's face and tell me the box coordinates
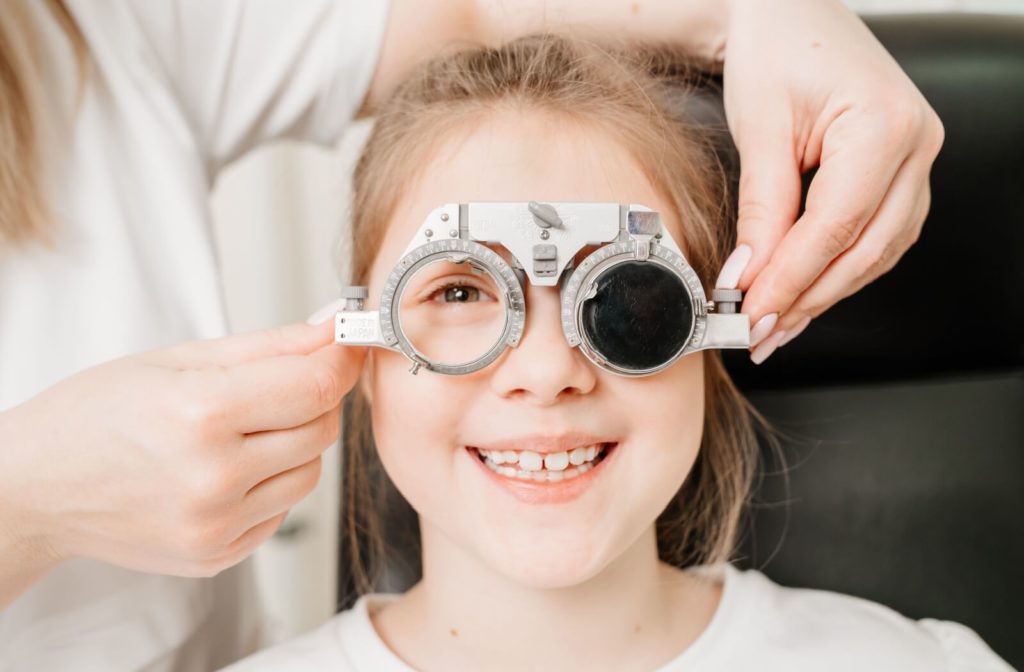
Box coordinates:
[365,110,705,588]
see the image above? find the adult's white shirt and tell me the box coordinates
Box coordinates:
[0,0,390,669]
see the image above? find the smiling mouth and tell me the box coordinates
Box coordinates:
[468,443,616,483]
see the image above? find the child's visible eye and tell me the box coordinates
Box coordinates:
[426,279,497,305]
[441,285,480,303]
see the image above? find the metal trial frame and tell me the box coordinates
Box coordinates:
[334,202,749,376]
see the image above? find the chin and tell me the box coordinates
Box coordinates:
[481,533,612,590]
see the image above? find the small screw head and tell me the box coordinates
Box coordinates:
[655,232,663,239]
[449,229,458,238]
[440,213,450,222]
[540,230,550,240]
[424,229,433,237]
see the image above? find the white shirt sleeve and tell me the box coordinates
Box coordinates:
[917,619,1015,672]
[119,0,391,173]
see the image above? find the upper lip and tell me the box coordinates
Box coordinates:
[468,433,616,455]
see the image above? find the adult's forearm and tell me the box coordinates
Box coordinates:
[362,0,730,114]
[0,411,61,609]
[0,530,60,610]
[474,0,729,61]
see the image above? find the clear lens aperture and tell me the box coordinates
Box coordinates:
[396,257,508,367]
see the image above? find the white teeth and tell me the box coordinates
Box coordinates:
[543,451,569,471]
[518,451,543,471]
[479,443,609,483]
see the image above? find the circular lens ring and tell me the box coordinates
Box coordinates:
[561,241,707,376]
[381,238,525,375]
[579,260,694,373]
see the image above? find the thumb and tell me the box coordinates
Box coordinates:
[164,320,338,368]
[309,340,368,401]
[721,127,802,297]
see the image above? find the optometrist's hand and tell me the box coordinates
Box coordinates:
[717,0,944,362]
[0,318,364,606]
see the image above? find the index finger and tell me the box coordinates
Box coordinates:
[161,321,336,370]
[218,343,366,433]
[739,121,905,322]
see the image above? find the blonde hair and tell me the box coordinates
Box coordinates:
[340,35,770,601]
[0,0,85,246]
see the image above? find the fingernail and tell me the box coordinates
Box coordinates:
[715,244,753,289]
[778,316,811,347]
[306,298,346,325]
[749,312,778,347]
[751,329,786,365]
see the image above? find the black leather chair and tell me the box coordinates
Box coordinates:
[727,14,1024,668]
[340,12,1024,668]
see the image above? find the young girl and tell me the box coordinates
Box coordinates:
[226,36,1008,671]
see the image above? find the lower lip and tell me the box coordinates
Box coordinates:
[465,443,618,505]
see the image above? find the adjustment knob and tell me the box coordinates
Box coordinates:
[710,288,743,314]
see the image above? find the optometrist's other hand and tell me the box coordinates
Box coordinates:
[0,316,364,602]
[717,0,944,363]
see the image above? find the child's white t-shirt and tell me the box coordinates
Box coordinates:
[222,565,1011,671]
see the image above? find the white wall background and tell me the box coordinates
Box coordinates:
[209,0,1024,644]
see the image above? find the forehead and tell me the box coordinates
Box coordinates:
[371,109,683,279]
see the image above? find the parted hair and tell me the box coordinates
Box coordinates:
[339,34,768,604]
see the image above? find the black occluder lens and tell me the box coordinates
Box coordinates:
[580,261,693,371]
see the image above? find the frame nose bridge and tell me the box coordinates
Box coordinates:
[490,281,597,403]
[519,281,575,353]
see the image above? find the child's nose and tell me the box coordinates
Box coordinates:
[488,284,596,405]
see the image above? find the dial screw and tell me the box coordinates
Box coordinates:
[440,213,450,222]
[449,229,458,238]
[425,229,433,238]
[540,230,550,240]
